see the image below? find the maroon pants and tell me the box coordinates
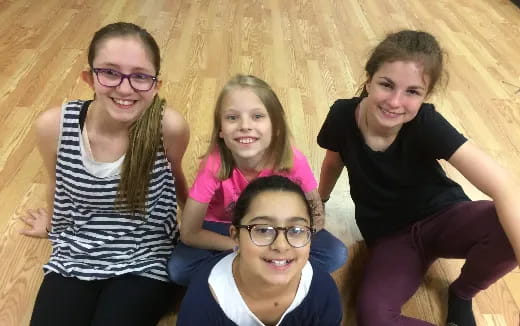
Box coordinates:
[356,201,517,326]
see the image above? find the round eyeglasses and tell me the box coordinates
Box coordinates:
[235,224,315,248]
[92,68,158,92]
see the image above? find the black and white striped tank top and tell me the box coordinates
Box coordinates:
[44,100,179,282]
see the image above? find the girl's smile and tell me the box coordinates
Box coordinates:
[262,257,295,271]
[232,190,310,287]
[363,60,430,134]
[112,97,138,108]
[85,37,159,125]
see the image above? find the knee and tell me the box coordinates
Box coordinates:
[476,201,506,234]
[482,204,517,257]
[167,246,196,286]
[309,230,348,273]
[464,201,515,257]
[167,243,219,286]
[330,241,348,271]
[167,257,190,286]
[315,230,348,272]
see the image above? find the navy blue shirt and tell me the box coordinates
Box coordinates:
[318,97,469,244]
[177,256,343,326]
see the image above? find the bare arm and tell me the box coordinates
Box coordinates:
[20,107,61,238]
[305,189,325,231]
[179,198,236,251]
[162,108,190,209]
[448,141,520,264]
[318,150,344,202]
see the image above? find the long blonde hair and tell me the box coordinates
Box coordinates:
[117,95,164,216]
[207,74,293,180]
[88,22,164,216]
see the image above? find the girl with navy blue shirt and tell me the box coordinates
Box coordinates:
[177,175,342,325]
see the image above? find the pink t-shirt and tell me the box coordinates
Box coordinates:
[189,148,318,223]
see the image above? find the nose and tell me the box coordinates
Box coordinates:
[388,90,403,108]
[270,230,290,251]
[239,116,252,131]
[117,76,135,93]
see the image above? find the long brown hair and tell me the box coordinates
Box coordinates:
[358,30,445,97]
[87,22,164,216]
[207,75,293,180]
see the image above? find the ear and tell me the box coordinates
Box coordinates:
[219,130,224,139]
[229,224,240,246]
[81,70,94,89]
[364,78,372,95]
[155,79,163,91]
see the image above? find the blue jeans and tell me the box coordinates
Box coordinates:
[167,221,348,286]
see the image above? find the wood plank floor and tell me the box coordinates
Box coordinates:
[0,0,519,325]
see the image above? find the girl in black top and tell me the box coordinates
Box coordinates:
[318,30,519,326]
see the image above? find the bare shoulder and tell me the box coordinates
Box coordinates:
[162,106,189,138]
[162,107,189,156]
[35,106,62,143]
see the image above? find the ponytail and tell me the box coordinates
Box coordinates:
[116,95,165,217]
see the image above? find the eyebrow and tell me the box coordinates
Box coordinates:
[222,107,266,113]
[378,76,426,90]
[248,215,310,224]
[96,63,155,75]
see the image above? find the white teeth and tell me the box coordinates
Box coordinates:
[113,98,134,106]
[238,137,255,144]
[269,259,290,266]
[382,108,402,116]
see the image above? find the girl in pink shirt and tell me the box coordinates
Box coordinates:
[167,75,347,285]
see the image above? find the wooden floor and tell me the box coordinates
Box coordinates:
[1,0,519,325]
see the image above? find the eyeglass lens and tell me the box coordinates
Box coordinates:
[250,225,310,247]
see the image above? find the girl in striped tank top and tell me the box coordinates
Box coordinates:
[20,22,189,326]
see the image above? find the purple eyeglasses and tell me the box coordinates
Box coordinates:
[92,68,158,92]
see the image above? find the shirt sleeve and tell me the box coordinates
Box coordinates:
[317,99,350,152]
[286,148,318,193]
[188,152,222,203]
[413,104,467,160]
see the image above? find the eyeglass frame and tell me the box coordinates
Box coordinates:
[91,68,158,92]
[234,223,315,248]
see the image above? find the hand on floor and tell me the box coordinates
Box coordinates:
[19,208,51,239]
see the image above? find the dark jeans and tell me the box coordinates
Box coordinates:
[30,272,177,326]
[356,200,518,326]
[167,221,348,286]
